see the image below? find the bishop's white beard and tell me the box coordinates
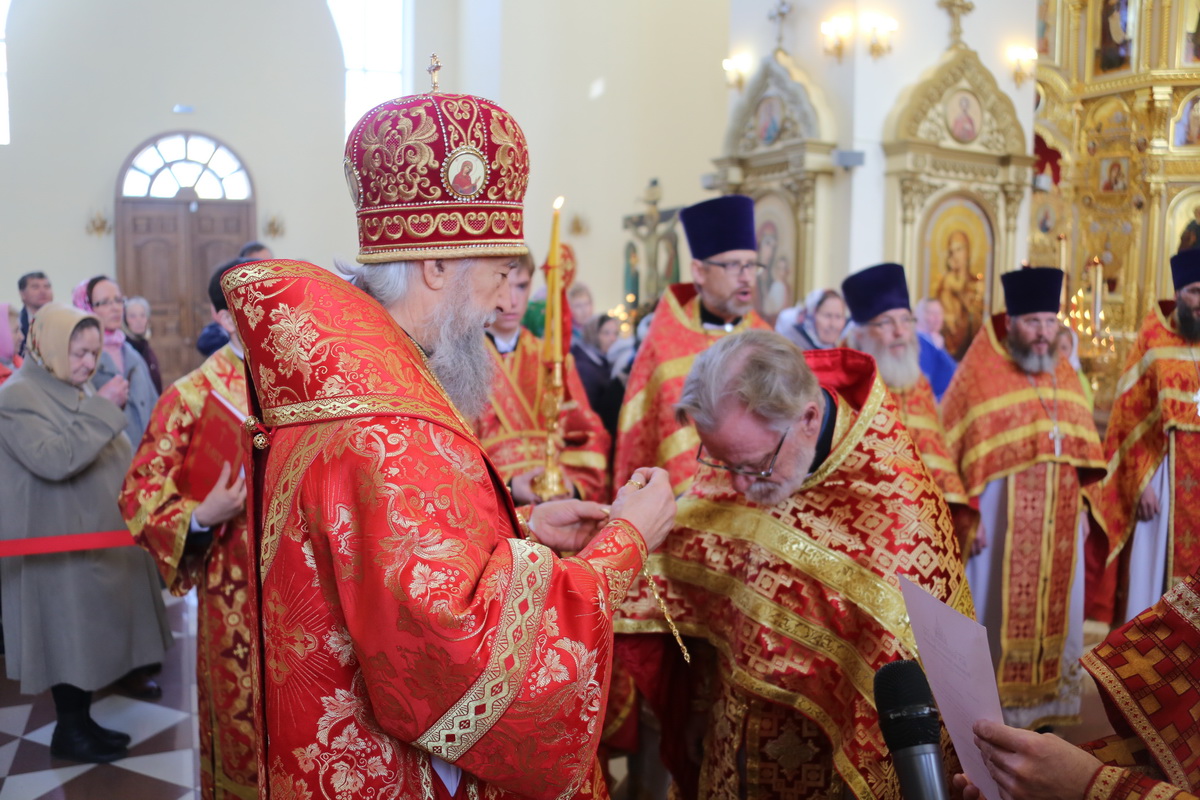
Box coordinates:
[427,282,497,422]
[855,332,922,391]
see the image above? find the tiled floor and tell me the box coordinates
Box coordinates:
[0,592,201,800]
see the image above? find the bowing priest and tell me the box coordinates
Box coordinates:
[942,267,1104,730]
[120,258,257,800]
[841,262,974,543]
[1088,247,1200,625]
[477,251,610,504]
[613,194,770,495]
[220,88,677,800]
[616,330,970,800]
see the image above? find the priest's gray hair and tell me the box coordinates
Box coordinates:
[675,330,819,434]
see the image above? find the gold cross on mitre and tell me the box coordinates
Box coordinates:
[938,0,975,47]
[427,53,442,92]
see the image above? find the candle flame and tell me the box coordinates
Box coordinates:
[553,196,565,210]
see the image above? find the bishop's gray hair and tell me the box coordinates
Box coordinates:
[675,329,819,434]
[336,259,420,306]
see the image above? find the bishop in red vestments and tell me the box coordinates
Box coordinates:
[478,254,610,504]
[614,195,770,496]
[120,258,256,799]
[222,90,676,800]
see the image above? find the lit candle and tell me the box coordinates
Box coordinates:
[543,196,565,363]
[1092,257,1103,339]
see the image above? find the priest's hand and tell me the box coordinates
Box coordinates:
[609,467,676,552]
[1136,485,1160,521]
[511,467,576,506]
[528,500,612,552]
[193,462,247,529]
[952,719,1102,800]
[971,520,988,557]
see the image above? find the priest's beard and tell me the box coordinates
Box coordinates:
[744,437,817,507]
[426,282,497,422]
[855,330,922,390]
[1177,300,1200,342]
[1006,326,1059,374]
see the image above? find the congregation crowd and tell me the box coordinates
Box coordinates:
[2,88,1199,800]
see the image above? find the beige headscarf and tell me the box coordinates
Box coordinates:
[27,302,102,385]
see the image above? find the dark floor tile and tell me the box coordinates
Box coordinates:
[128,720,196,757]
[37,763,193,800]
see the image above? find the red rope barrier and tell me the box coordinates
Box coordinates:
[0,531,137,558]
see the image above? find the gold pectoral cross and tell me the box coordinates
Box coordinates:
[1049,423,1064,457]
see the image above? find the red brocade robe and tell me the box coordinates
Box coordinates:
[120,344,257,800]
[616,349,971,800]
[1087,302,1200,618]
[1076,571,1200,799]
[942,315,1104,717]
[478,330,610,502]
[221,260,648,800]
[614,283,769,495]
[891,376,969,508]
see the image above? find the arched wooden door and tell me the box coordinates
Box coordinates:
[116,132,256,384]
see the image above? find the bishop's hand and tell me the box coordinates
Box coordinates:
[527,500,611,552]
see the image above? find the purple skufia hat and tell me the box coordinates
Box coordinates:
[1170,247,1200,292]
[679,195,757,261]
[842,263,910,325]
[1001,267,1063,316]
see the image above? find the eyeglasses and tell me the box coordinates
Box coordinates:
[92,297,127,309]
[702,259,766,277]
[696,427,790,479]
[867,314,917,333]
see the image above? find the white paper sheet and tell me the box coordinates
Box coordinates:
[899,575,1004,800]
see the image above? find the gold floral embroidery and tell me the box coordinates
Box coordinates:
[487,110,530,202]
[415,538,555,761]
[360,103,441,205]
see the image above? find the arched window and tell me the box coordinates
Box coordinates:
[120,132,251,200]
[327,0,408,136]
[1,0,12,145]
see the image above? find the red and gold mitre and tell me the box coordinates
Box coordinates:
[220,259,471,438]
[344,92,530,263]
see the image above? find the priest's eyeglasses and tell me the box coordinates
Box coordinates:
[696,427,790,478]
[701,259,766,277]
[866,314,917,333]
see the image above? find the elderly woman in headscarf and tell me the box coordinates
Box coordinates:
[0,303,172,763]
[122,296,163,394]
[776,288,848,350]
[72,276,159,446]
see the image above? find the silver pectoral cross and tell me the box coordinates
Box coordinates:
[1049,423,1064,457]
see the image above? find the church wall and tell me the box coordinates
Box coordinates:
[727,0,1037,292]
[481,0,732,314]
[0,0,350,305]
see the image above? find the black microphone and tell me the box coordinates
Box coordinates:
[874,659,949,800]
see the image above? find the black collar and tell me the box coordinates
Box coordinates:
[809,388,836,475]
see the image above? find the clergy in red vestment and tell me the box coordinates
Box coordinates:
[478,252,610,504]
[1087,248,1200,626]
[840,263,975,541]
[614,195,770,496]
[957,569,1200,800]
[942,267,1105,730]
[221,89,677,800]
[616,330,971,799]
[120,258,256,800]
